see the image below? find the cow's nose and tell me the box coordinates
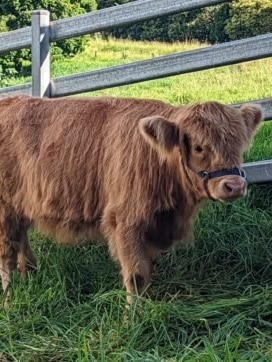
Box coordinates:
[223,178,246,198]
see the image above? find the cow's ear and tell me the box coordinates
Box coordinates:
[240,104,263,137]
[139,116,179,154]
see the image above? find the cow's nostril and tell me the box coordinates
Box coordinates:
[224,183,233,194]
[222,180,246,197]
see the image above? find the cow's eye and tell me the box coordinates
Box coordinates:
[194,145,203,153]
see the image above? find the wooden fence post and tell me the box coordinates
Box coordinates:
[31,10,50,97]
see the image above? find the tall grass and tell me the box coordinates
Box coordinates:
[0,37,272,361]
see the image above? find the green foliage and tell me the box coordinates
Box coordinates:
[101,0,271,44]
[111,17,171,42]
[226,0,272,40]
[188,4,230,43]
[96,1,230,43]
[107,5,230,44]
[0,0,97,79]
[97,0,130,9]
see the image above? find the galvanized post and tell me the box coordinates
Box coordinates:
[31,10,50,97]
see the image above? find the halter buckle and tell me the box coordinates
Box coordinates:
[197,171,209,179]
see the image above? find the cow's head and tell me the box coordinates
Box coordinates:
[139,102,262,202]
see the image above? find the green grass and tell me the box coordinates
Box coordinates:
[0,37,272,361]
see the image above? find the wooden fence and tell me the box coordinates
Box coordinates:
[0,0,271,183]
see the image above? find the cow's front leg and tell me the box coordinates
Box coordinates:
[112,226,153,305]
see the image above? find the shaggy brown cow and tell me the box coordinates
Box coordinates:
[0,95,262,303]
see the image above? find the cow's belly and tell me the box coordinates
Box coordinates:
[34,219,105,245]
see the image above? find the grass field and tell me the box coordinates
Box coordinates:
[0,37,272,361]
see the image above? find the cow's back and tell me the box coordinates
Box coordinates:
[0,96,178,241]
[0,96,111,221]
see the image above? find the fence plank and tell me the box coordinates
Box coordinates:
[50,0,229,41]
[243,160,272,184]
[32,10,51,97]
[0,84,32,97]
[0,27,31,55]
[50,33,272,98]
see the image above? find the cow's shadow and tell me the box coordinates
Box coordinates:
[29,239,121,304]
[151,184,272,301]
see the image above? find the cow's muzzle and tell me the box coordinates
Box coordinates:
[189,166,247,201]
[220,176,247,200]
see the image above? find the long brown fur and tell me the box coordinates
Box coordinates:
[0,95,262,303]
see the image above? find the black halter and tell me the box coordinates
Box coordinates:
[196,167,246,181]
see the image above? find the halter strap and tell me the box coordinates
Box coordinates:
[196,167,246,180]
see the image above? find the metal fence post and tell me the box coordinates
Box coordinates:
[31,10,50,97]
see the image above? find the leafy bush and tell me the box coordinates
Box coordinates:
[188,4,230,44]
[101,0,271,44]
[105,4,230,44]
[225,0,272,40]
[0,0,97,79]
[96,0,129,9]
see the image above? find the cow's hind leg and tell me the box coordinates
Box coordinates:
[0,219,19,307]
[17,222,36,278]
[0,234,18,293]
[0,213,33,306]
[111,226,153,305]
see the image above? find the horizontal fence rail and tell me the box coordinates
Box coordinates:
[0,84,32,96]
[0,0,229,56]
[50,33,272,97]
[1,33,272,104]
[0,27,31,55]
[243,160,272,184]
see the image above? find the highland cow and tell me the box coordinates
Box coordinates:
[0,95,262,303]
